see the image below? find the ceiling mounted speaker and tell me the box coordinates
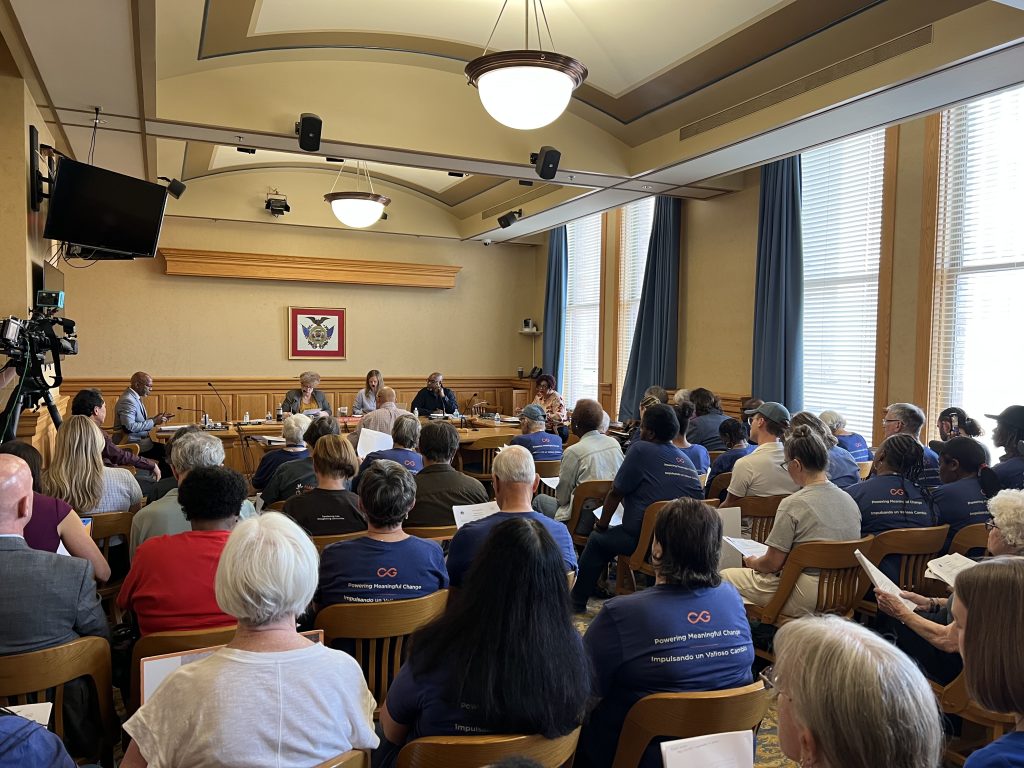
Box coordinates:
[295,113,322,152]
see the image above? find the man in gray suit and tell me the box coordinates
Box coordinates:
[114,371,173,463]
[0,454,109,757]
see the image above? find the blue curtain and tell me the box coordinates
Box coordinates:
[618,197,682,421]
[752,157,803,410]
[541,226,567,385]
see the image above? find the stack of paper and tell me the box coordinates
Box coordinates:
[452,500,501,529]
[723,537,768,559]
[854,549,917,611]
[592,503,625,528]
[925,553,978,586]
[540,477,559,490]
[661,730,754,768]
[356,428,394,459]
[7,702,52,726]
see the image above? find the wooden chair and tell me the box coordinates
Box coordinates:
[855,525,949,618]
[950,523,990,557]
[745,536,873,660]
[615,501,670,595]
[565,480,613,549]
[708,450,725,463]
[397,726,581,768]
[313,531,367,554]
[128,625,237,713]
[610,681,770,768]
[406,525,458,544]
[0,636,119,767]
[314,751,369,768]
[90,510,135,622]
[266,500,287,511]
[937,672,1017,766]
[857,461,873,479]
[535,460,561,478]
[117,442,141,457]
[455,434,513,482]
[736,495,788,543]
[706,471,731,502]
[315,590,449,713]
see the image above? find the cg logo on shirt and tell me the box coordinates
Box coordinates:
[376,567,399,578]
[889,488,906,496]
[403,459,417,468]
[687,610,712,624]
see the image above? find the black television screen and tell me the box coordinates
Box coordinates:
[43,158,168,258]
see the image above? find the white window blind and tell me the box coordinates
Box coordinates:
[800,128,886,437]
[928,84,1024,452]
[615,198,655,417]
[563,213,602,408]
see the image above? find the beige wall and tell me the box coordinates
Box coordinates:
[61,216,544,379]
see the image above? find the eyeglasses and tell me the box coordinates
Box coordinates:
[881,418,902,426]
[427,378,441,385]
[984,519,999,532]
[779,460,792,471]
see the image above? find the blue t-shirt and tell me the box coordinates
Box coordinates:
[965,731,1024,767]
[848,475,935,536]
[613,441,703,535]
[353,448,423,492]
[994,456,1024,490]
[835,433,873,463]
[705,446,755,494]
[581,583,754,768]
[930,476,993,550]
[919,446,941,488]
[316,536,448,607]
[251,447,309,490]
[446,511,577,587]
[827,446,861,489]
[0,714,75,768]
[509,431,564,461]
[679,444,710,476]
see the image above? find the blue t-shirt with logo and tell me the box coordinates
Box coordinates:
[930,476,993,550]
[510,431,564,461]
[446,511,577,588]
[964,731,1024,768]
[994,456,1024,490]
[848,474,935,536]
[613,441,703,535]
[836,432,873,463]
[827,446,861,489]
[316,536,448,607]
[580,583,754,768]
[353,448,424,492]
[679,444,710,476]
[919,446,941,488]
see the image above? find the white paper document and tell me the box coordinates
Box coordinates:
[661,729,753,768]
[356,428,393,459]
[723,536,768,559]
[926,553,977,587]
[592,503,624,528]
[7,702,52,726]
[452,500,501,529]
[254,434,286,445]
[855,549,917,611]
[157,424,189,432]
[540,476,559,490]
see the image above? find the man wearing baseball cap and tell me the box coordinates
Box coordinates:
[510,403,563,462]
[721,402,800,509]
[986,405,1024,490]
[927,436,1002,549]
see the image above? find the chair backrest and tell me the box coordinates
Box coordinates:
[534,460,561,478]
[760,536,874,624]
[566,479,613,547]
[267,500,287,511]
[949,523,990,557]
[626,501,672,576]
[857,461,873,479]
[118,442,141,456]
[611,681,770,768]
[0,636,118,750]
[707,471,731,502]
[313,531,367,554]
[459,434,514,476]
[397,727,581,768]
[736,495,788,543]
[315,590,449,707]
[89,510,134,559]
[314,751,369,768]
[708,450,725,463]
[406,525,458,544]
[128,624,238,713]
[867,525,950,591]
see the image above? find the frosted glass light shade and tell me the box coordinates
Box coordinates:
[324,192,390,228]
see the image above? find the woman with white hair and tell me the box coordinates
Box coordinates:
[818,410,872,463]
[770,614,943,768]
[121,512,378,768]
[281,370,331,416]
[250,413,311,491]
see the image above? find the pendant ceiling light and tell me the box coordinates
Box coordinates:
[324,161,391,228]
[465,0,587,131]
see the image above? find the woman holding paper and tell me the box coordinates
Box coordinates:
[720,426,861,616]
[281,370,331,416]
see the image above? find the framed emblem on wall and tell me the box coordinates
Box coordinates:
[288,307,346,359]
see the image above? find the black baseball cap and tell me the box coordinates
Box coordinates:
[985,405,1024,432]
[928,436,990,470]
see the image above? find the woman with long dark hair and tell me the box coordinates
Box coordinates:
[379,517,591,763]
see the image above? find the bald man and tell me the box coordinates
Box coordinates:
[349,387,412,448]
[113,371,173,458]
[410,372,458,416]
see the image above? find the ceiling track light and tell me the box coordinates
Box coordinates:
[157,176,187,199]
[465,0,587,130]
[265,190,290,217]
[324,160,391,228]
[497,208,523,229]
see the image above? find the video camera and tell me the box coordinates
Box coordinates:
[1,290,79,442]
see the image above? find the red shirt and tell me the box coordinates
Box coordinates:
[118,530,235,636]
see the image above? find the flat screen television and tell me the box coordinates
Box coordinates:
[43,158,168,259]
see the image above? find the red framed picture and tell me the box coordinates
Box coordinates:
[288,307,346,359]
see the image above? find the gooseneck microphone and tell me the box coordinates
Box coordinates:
[207,382,230,423]
[176,406,204,414]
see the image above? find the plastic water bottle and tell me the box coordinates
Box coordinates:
[265,411,272,422]
[414,407,419,417]
[243,411,250,424]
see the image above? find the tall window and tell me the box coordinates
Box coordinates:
[800,129,886,437]
[928,84,1024,451]
[615,198,655,416]
[562,213,602,407]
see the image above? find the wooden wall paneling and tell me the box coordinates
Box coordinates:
[201,393,231,422]
[236,393,273,420]
[161,394,199,421]
[511,389,529,412]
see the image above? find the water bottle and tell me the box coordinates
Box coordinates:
[265,411,272,422]
[276,405,283,422]
[202,412,209,427]
[243,411,250,424]
[414,407,419,418]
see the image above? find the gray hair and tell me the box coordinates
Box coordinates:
[391,414,421,449]
[282,413,312,444]
[358,460,416,527]
[599,410,610,434]
[818,410,846,431]
[671,389,690,406]
[774,615,943,768]
[170,431,225,473]
[886,403,926,436]
[215,512,318,626]
[989,489,1024,550]
[298,370,321,388]
[492,444,536,484]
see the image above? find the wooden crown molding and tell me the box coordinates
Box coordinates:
[160,248,462,289]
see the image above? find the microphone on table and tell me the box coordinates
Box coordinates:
[207,382,230,423]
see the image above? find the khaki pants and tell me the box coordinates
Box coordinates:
[721,567,820,617]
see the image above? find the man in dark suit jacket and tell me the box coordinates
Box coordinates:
[0,454,109,756]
